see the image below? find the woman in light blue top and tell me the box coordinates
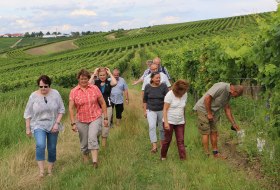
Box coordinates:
[24,75,65,178]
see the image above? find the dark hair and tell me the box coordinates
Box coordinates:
[150,72,160,84]
[172,80,189,97]
[77,69,91,79]
[37,75,52,86]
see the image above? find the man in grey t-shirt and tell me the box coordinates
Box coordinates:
[110,69,129,126]
[193,82,243,159]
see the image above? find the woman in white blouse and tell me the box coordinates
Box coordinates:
[161,80,189,160]
[24,75,65,177]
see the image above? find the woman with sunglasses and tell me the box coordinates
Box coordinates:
[24,75,65,178]
[143,72,169,153]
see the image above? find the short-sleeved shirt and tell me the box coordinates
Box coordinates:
[110,77,128,104]
[69,84,102,123]
[193,82,231,114]
[24,89,65,133]
[142,72,171,91]
[94,79,113,107]
[143,83,169,111]
[163,90,188,125]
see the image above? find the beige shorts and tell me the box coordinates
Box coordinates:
[197,111,219,135]
[101,106,112,138]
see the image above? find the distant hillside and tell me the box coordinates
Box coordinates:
[0,12,272,92]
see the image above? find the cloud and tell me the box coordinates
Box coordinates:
[100,21,110,27]
[149,16,181,26]
[14,19,34,29]
[70,9,97,16]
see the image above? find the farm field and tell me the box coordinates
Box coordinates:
[0,9,279,190]
[25,40,78,55]
[0,37,21,52]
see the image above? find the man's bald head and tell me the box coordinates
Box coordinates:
[153,57,161,66]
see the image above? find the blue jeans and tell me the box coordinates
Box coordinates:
[34,129,58,162]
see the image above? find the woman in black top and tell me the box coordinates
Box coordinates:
[90,67,117,147]
[143,72,169,153]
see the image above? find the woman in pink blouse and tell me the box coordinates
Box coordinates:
[69,69,108,168]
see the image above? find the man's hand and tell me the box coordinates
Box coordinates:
[207,112,214,121]
[232,123,240,131]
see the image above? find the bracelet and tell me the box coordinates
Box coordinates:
[71,122,76,126]
[104,117,108,120]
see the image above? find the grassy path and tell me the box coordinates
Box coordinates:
[10,38,22,48]
[0,90,270,190]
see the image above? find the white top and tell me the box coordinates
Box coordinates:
[142,72,171,91]
[163,90,188,125]
[24,89,65,133]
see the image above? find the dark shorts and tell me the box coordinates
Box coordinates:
[197,111,219,135]
[112,103,124,119]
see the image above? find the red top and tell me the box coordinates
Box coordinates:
[70,84,102,122]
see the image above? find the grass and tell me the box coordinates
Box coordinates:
[0,88,271,190]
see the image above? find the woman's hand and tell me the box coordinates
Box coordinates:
[72,124,78,132]
[105,67,112,76]
[104,119,108,127]
[144,111,147,118]
[164,123,170,130]
[26,127,32,137]
[51,123,59,133]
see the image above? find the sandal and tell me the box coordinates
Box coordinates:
[151,147,158,153]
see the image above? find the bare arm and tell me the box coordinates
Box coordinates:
[25,118,32,137]
[69,100,78,132]
[106,68,117,86]
[89,68,99,84]
[224,104,240,131]
[143,103,147,118]
[132,78,144,85]
[51,113,64,133]
[98,96,108,127]
[124,89,129,104]
[163,103,170,130]
[204,95,213,121]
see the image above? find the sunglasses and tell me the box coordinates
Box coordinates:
[39,86,49,88]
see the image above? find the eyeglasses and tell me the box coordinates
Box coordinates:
[44,97,48,104]
[39,86,49,88]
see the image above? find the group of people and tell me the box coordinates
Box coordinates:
[138,57,243,160]
[24,56,244,178]
[24,68,128,177]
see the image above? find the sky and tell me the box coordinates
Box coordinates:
[0,0,278,34]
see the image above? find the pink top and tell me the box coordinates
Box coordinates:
[70,84,102,122]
